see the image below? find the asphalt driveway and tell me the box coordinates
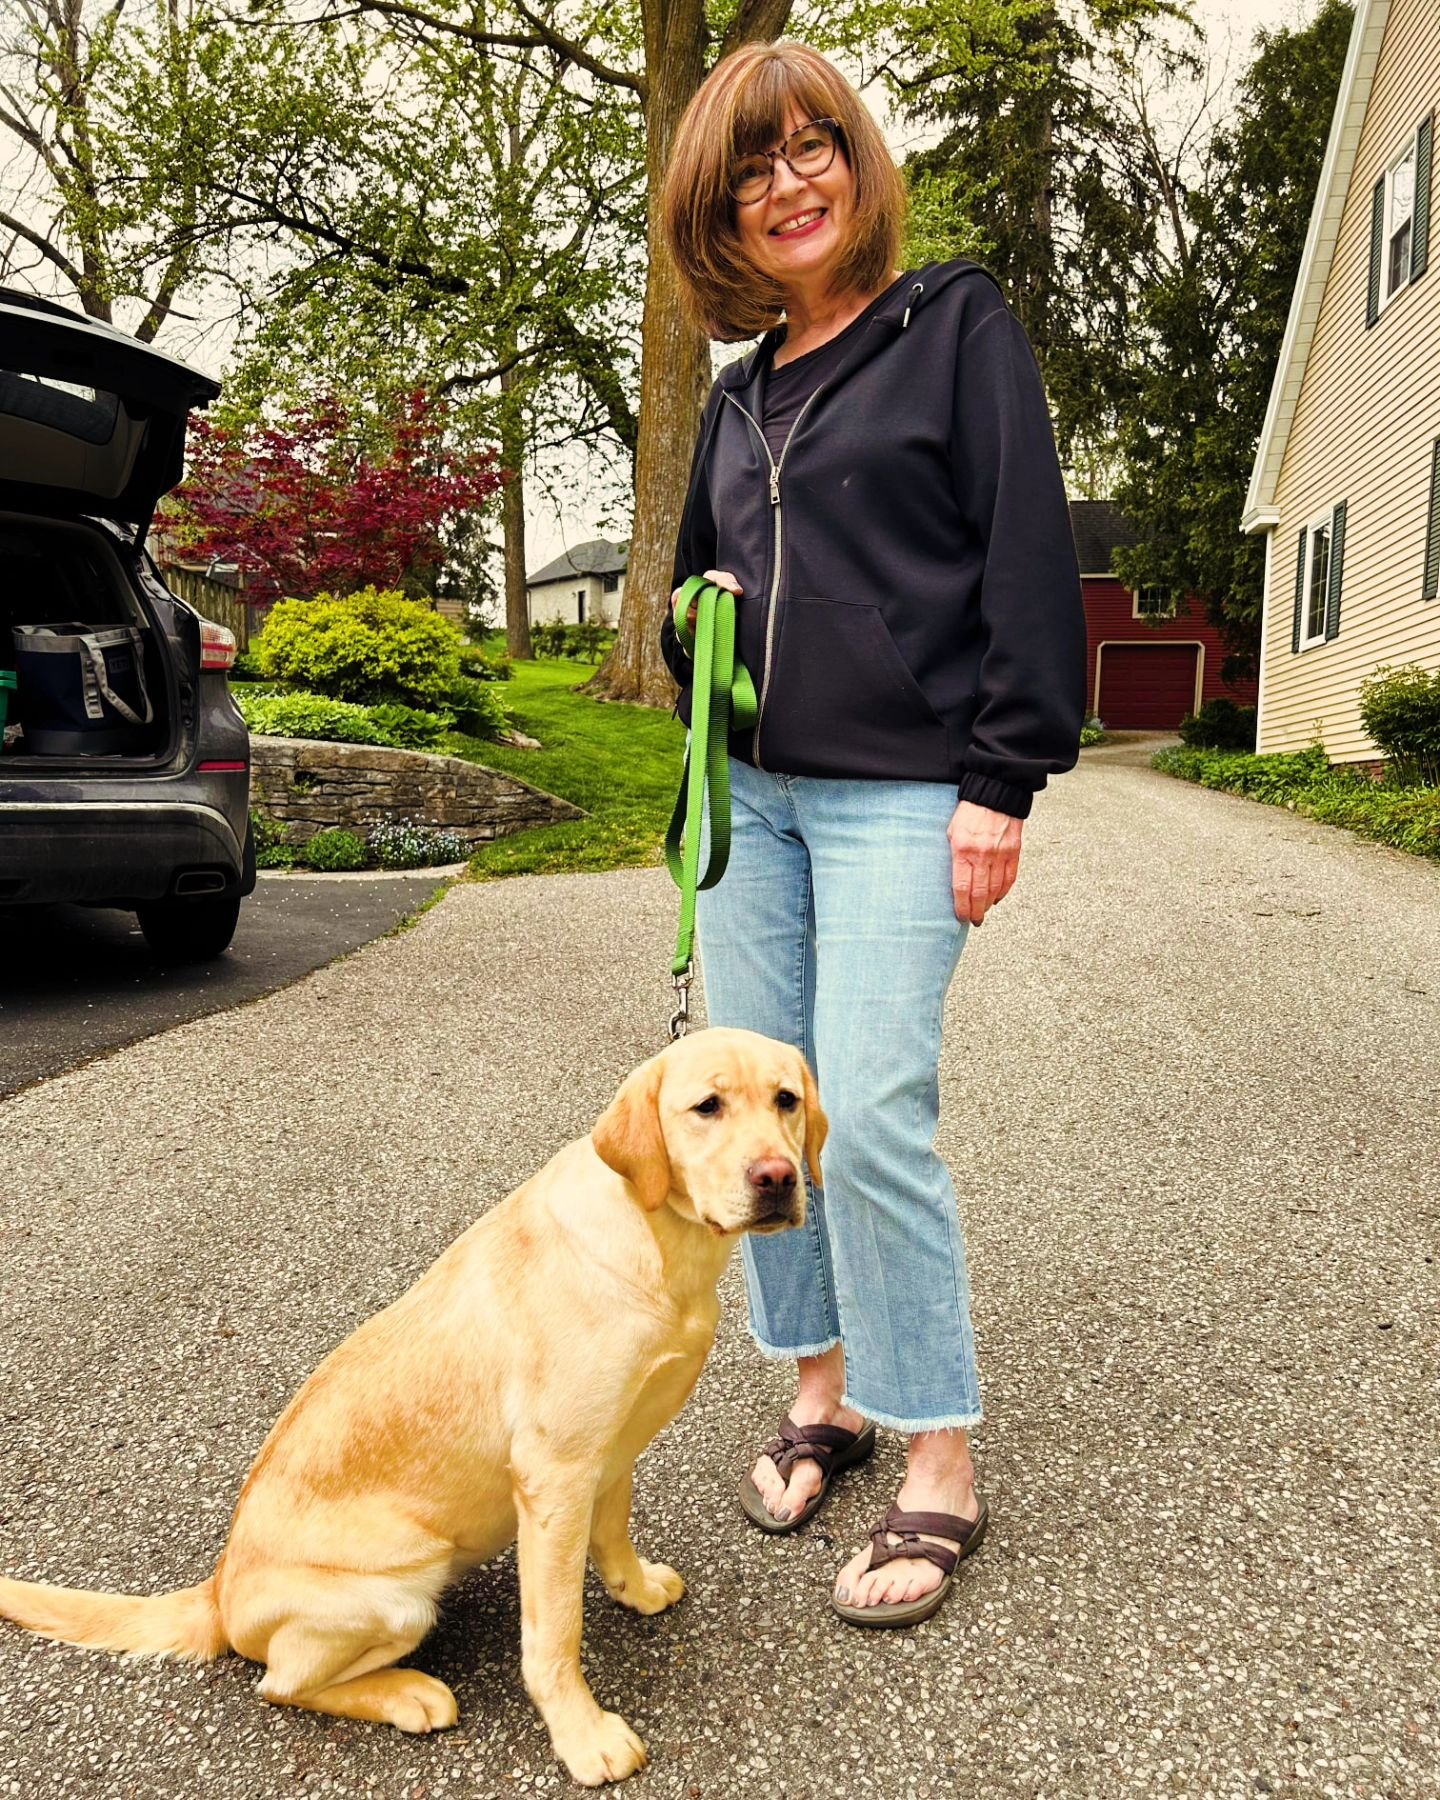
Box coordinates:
[0,752,1436,1799]
[0,870,448,1096]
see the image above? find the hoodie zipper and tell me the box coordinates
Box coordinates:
[723,384,828,767]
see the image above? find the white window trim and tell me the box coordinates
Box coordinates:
[1299,507,1334,650]
[1380,131,1418,312]
[1131,584,1178,620]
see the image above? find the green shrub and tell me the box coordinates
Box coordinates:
[299,828,368,871]
[1358,664,1440,786]
[368,820,471,869]
[249,807,287,850]
[1153,743,1440,861]
[529,620,568,658]
[363,702,453,749]
[445,675,510,740]
[236,690,457,751]
[458,642,512,682]
[529,620,615,661]
[255,843,297,869]
[230,648,265,682]
[1178,697,1258,752]
[253,587,463,707]
[1079,717,1105,747]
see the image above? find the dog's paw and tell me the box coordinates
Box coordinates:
[556,1710,647,1786]
[625,1559,685,1615]
[381,1671,460,1734]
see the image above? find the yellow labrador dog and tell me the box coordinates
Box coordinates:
[0,1027,823,1787]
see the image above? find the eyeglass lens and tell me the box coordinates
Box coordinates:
[732,121,837,202]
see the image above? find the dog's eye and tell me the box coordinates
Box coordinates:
[775,1089,799,1112]
[693,1095,722,1116]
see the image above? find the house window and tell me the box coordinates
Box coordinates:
[1424,438,1440,601]
[602,571,619,593]
[575,588,586,624]
[1385,139,1416,302]
[1133,585,1177,619]
[1303,516,1331,645]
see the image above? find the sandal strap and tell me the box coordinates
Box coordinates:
[761,1415,863,1482]
[865,1504,983,1578]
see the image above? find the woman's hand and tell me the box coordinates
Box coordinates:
[672,568,743,634]
[947,801,1023,926]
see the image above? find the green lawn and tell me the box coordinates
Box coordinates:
[442,657,684,878]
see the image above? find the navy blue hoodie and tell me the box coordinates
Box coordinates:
[660,258,1086,819]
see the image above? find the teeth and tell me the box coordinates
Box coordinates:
[775,210,823,235]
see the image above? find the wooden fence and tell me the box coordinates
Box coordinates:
[157,565,253,649]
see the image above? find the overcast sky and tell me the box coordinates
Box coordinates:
[523,0,1336,573]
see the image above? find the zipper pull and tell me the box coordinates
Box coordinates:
[902,281,924,328]
[769,467,780,506]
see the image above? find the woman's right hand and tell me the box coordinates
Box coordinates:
[672,569,743,633]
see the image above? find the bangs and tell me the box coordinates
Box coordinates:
[727,65,835,157]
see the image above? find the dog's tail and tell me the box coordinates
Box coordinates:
[0,1571,228,1662]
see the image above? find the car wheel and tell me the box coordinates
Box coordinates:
[135,895,242,964]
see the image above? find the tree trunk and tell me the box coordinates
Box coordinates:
[499,358,534,659]
[585,0,794,703]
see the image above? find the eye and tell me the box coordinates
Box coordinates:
[775,1089,799,1112]
[693,1095,722,1116]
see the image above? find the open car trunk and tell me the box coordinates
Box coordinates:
[0,513,184,772]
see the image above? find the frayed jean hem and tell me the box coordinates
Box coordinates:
[843,1393,983,1434]
[748,1328,842,1362]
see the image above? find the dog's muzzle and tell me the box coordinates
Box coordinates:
[745,1156,802,1231]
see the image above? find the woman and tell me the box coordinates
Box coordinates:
[659,41,1085,1627]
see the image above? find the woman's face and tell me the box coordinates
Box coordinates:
[733,106,855,294]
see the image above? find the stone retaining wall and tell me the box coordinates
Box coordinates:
[250,736,583,845]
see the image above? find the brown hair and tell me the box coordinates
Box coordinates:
[663,41,907,342]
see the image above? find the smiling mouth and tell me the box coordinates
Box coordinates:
[771,208,826,237]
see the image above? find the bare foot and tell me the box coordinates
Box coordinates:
[834,1431,980,1609]
[748,1345,865,1522]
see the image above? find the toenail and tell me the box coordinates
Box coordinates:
[776,1508,792,1522]
[836,1586,849,1603]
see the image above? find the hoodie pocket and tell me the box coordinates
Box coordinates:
[759,596,949,777]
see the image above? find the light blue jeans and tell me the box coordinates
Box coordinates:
[696,759,982,1432]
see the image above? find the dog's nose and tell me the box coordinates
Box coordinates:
[747,1157,797,1204]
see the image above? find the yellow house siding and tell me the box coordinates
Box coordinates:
[1261,0,1440,760]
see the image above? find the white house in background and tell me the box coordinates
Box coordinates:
[1242,0,1439,761]
[525,539,628,627]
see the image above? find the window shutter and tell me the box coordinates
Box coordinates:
[1367,177,1386,325]
[1424,439,1440,601]
[1292,527,1306,653]
[1415,113,1434,281]
[1325,501,1346,641]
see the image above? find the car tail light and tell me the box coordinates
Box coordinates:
[199,619,237,671]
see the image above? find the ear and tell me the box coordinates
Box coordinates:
[801,1060,828,1192]
[591,1056,672,1212]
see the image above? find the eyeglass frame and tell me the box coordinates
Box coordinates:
[730,117,844,206]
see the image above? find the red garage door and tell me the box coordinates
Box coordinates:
[1097,644,1199,729]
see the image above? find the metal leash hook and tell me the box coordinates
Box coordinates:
[669,968,692,1041]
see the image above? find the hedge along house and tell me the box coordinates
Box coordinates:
[1071,501,1258,729]
[525,538,627,627]
[1242,0,1439,761]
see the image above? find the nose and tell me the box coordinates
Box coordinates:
[769,156,805,200]
[747,1157,798,1206]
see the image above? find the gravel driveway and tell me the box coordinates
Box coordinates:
[0,750,1436,1799]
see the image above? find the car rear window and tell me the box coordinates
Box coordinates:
[0,370,121,446]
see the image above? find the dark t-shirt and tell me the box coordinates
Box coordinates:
[760,285,897,462]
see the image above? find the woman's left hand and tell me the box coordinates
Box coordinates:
[947,801,1023,926]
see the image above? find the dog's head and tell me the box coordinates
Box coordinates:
[591,1028,825,1236]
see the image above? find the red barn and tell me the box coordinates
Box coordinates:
[1070,501,1258,730]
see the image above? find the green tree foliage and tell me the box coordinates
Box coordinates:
[871,0,1199,467]
[1113,0,1355,673]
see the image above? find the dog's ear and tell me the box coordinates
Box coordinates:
[591,1056,672,1211]
[801,1060,828,1192]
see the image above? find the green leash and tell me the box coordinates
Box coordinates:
[664,576,757,1038]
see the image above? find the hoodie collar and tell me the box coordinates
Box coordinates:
[715,259,992,398]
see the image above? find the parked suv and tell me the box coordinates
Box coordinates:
[0,287,254,962]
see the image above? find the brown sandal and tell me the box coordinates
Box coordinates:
[737,1415,876,1534]
[831,1500,988,1628]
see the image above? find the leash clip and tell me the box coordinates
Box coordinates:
[668,969,693,1041]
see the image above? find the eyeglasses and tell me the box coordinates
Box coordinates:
[730,118,842,206]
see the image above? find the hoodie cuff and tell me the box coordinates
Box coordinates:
[957,772,1035,820]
